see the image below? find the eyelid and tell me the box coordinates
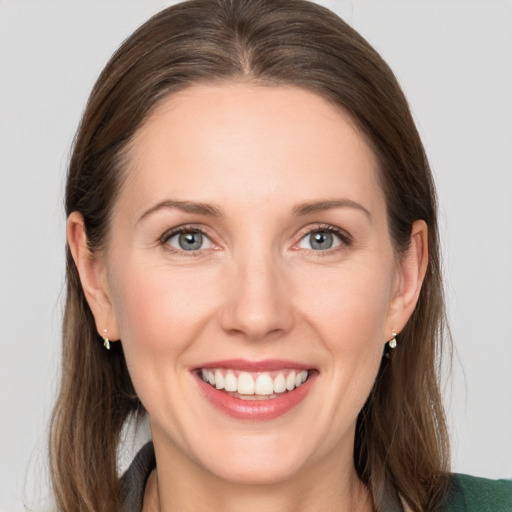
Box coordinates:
[158,222,352,255]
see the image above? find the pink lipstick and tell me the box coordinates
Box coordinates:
[192,359,317,421]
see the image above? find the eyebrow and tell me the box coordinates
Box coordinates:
[138,198,371,223]
[293,199,371,219]
[138,200,222,223]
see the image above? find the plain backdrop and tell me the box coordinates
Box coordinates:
[1,1,511,510]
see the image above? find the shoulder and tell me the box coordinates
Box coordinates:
[442,473,512,512]
[119,441,156,512]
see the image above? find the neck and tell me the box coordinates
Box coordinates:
[143,435,373,512]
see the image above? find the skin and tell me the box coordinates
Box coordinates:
[68,83,428,512]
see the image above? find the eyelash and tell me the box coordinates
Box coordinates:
[295,224,353,256]
[159,223,352,256]
[160,224,215,257]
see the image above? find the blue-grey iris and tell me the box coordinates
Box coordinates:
[179,232,203,251]
[310,231,333,250]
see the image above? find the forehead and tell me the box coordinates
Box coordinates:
[121,83,382,216]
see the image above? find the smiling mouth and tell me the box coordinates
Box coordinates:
[198,368,310,400]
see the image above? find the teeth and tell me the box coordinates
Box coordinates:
[214,370,224,390]
[273,373,286,393]
[224,371,237,392]
[286,371,296,391]
[295,371,308,387]
[255,373,274,395]
[200,368,310,396]
[237,372,255,394]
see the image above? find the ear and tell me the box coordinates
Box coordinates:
[387,220,429,336]
[67,211,120,342]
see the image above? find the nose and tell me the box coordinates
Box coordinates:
[219,252,294,341]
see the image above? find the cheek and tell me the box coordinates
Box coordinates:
[298,260,393,410]
[109,261,220,359]
[299,262,394,351]
[107,261,226,429]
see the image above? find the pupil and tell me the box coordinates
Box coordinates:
[179,232,203,251]
[311,231,333,250]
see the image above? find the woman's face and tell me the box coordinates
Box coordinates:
[80,84,424,484]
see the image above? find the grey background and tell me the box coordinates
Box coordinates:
[1,1,511,510]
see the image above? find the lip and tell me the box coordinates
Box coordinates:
[194,358,311,372]
[192,359,317,421]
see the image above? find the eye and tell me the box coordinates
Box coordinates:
[164,229,213,252]
[298,228,344,251]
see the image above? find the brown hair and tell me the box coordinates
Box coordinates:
[49,0,451,510]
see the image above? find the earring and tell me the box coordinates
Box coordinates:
[102,329,111,350]
[388,330,397,349]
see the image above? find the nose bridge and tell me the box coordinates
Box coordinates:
[221,242,293,340]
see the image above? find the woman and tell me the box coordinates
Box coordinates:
[49,0,511,511]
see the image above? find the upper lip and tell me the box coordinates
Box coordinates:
[193,359,313,372]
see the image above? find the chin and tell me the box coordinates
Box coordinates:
[205,457,306,486]
[191,433,315,486]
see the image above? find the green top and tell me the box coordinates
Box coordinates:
[444,473,512,511]
[120,443,512,512]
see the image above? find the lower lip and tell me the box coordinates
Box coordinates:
[194,372,316,421]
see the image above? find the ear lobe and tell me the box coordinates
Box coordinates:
[388,220,429,333]
[67,212,120,341]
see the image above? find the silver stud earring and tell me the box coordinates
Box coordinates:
[102,328,111,350]
[388,330,397,349]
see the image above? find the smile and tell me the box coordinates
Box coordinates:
[200,368,309,399]
[193,360,316,420]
